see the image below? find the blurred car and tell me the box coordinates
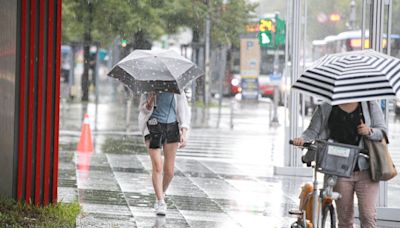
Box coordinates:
[229,73,242,95]
[222,71,241,96]
[258,75,274,98]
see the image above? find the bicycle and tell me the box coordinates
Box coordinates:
[288,139,368,228]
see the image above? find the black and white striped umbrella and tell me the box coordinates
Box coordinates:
[292,49,400,105]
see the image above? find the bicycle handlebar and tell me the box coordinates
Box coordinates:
[290,139,370,158]
[289,139,313,148]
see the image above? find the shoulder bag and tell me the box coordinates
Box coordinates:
[364,130,397,181]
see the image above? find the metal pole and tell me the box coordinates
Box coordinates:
[379,0,385,52]
[301,0,308,129]
[283,0,291,166]
[380,0,392,209]
[95,45,100,104]
[125,98,132,132]
[350,0,357,30]
[289,0,302,167]
[217,46,227,128]
[94,46,99,132]
[361,0,367,50]
[230,98,234,129]
[312,168,319,228]
[369,0,391,208]
[191,44,198,125]
[387,0,392,56]
[269,100,272,124]
[204,0,211,124]
[271,48,280,126]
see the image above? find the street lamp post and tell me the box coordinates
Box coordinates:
[350,0,356,30]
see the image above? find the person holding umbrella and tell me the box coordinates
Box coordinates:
[138,91,190,216]
[108,49,203,216]
[290,49,398,227]
[292,101,386,227]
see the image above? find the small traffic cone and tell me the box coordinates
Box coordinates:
[77,114,93,152]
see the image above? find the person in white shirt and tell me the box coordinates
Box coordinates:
[138,91,190,216]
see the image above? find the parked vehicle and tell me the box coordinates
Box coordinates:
[258,75,274,98]
[228,73,242,95]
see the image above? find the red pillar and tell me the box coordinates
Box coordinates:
[14,0,62,206]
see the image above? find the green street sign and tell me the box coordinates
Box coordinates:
[259,31,273,47]
[259,18,275,48]
[258,16,286,48]
[275,16,286,46]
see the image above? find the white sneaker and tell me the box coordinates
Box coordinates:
[155,201,167,216]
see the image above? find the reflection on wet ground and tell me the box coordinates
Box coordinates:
[58,110,306,227]
[58,75,400,227]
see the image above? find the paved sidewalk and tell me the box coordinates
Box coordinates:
[58,103,308,227]
[57,72,400,227]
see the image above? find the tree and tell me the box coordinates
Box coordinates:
[62,0,256,102]
[63,0,175,47]
[62,0,185,100]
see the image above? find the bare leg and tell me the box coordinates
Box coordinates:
[146,141,164,201]
[162,142,178,194]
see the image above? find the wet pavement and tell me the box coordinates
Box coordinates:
[58,69,400,227]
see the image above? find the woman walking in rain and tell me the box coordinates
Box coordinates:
[292,101,386,228]
[138,91,190,216]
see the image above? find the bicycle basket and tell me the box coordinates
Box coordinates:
[315,140,361,177]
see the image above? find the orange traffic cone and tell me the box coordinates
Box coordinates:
[77,114,93,152]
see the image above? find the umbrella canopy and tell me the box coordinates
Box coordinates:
[107,49,204,94]
[292,49,400,105]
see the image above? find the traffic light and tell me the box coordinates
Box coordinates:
[121,39,128,48]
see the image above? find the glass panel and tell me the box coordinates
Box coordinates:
[0,0,17,197]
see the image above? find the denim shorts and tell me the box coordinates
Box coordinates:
[145,119,180,149]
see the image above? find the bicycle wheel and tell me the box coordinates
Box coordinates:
[321,204,336,228]
[290,221,305,228]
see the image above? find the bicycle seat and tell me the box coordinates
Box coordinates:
[288,209,304,216]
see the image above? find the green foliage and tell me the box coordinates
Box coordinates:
[61,1,84,43]
[62,0,256,48]
[0,196,80,227]
[210,0,258,47]
[62,0,182,46]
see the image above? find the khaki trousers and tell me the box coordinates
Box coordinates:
[333,170,379,228]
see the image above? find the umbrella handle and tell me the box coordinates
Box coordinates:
[146,93,156,110]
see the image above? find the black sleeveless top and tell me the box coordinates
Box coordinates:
[328,104,364,146]
[328,103,364,171]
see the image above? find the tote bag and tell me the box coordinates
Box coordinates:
[364,131,397,181]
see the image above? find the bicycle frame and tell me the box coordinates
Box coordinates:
[290,140,347,228]
[290,139,368,228]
